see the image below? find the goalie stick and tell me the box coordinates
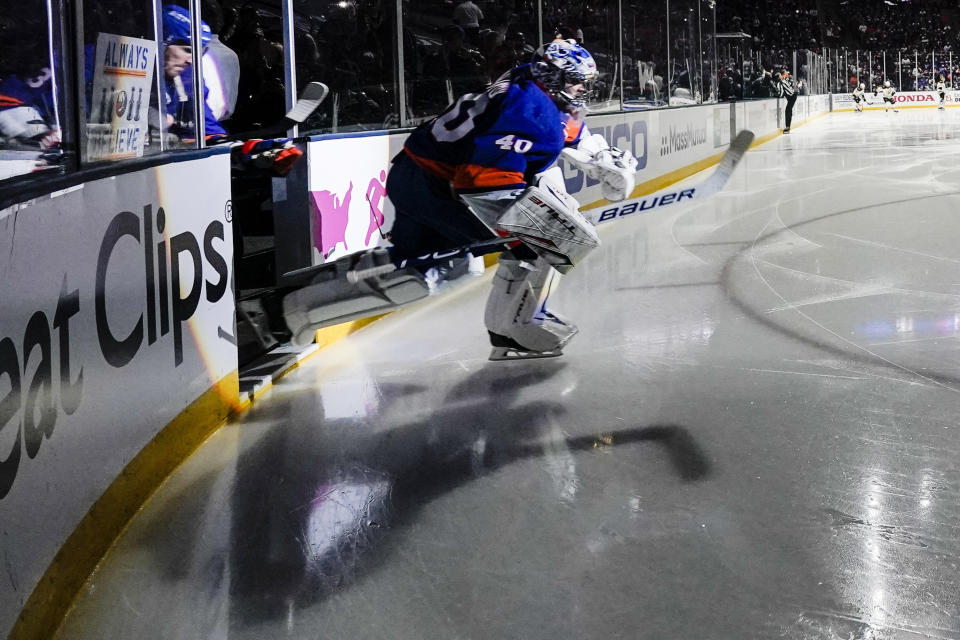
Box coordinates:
[588,128,754,225]
[338,128,755,284]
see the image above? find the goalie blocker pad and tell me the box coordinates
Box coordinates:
[282,250,430,345]
[495,179,599,274]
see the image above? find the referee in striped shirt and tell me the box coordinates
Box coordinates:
[777,68,800,133]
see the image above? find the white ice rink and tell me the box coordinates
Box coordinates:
[58,109,960,639]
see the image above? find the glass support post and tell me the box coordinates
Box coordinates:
[396,0,406,127]
[281,0,297,138]
[537,0,543,51]
[618,0,625,108]
[190,0,205,145]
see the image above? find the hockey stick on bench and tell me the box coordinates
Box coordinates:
[342,129,755,284]
[221,81,330,142]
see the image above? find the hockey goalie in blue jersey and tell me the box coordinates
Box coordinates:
[282,40,638,360]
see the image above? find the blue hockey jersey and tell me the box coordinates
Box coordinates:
[0,72,56,123]
[403,64,585,195]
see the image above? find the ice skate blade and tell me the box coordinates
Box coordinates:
[488,346,564,361]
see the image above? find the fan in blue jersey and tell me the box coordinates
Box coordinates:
[0,66,64,176]
[0,69,59,148]
[162,5,226,141]
[283,39,639,360]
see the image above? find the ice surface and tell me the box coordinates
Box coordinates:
[57,110,960,640]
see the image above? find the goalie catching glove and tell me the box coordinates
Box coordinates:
[562,133,638,202]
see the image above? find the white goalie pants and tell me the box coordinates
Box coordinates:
[483,255,577,353]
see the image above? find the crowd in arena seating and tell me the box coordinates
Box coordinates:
[717,0,960,53]
[714,0,960,97]
[825,0,960,51]
[7,0,960,156]
[717,0,821,51]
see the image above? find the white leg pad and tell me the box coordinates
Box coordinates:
[484,256,578,355]
[282,253,429,345]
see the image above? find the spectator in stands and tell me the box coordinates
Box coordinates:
[0,66,59,152]
[162,5,227,141]
[0,14,61,158]
[485,30,534,81]
[422,25,487,100]
[453,0,484,44]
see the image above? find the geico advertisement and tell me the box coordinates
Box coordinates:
[0,155,234,633]
[308,135,401,262]
[560,106,720,205]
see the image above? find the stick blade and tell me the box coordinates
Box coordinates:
[285,82,330,123]
[717,129,755,176]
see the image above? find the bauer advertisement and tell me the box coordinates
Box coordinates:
[306,135,400,263]
[0,152,236,639]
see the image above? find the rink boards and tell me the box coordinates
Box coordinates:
[300,94,832,267]
[0,151,239,640]
[833,90,960,111]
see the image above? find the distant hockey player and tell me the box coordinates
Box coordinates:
[876,80,899,113]
[776,68,800,133]
[852,82,866,112]
[936,75,947,110]
[282,40,638,360]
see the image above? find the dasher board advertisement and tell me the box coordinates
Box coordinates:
[833,91,960,109]
[0,152,234,638]
[87,33,157,161]
[307,135,400,263]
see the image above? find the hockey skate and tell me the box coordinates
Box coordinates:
[487,326,572,361]
[281,248,430,344]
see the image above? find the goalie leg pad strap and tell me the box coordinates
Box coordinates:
[483,256,577,355]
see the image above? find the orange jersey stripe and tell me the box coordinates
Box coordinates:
[404,148,456,181]
[453,164,525,190]
[104,67,148,78]
[0,94,25,107]
[564,118,585,143]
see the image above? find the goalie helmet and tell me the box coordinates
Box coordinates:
[531,39,598,113]
[884,80,891,88]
